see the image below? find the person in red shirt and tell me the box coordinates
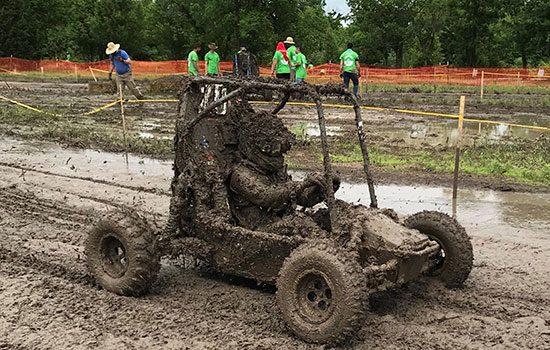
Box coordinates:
[271,42,291,80]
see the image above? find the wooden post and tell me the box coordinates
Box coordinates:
[366,67,369,93]
[452,95,466,218]
[89,67,97,82]
[358,69,363,98]
[479,71,485,100]
[119,84,129,164]
[433,66,437,93]
[40,67,44,77]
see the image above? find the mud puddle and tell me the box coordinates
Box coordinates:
[291,121,344,137]
[0,137,172,191]
[376,120,547,147]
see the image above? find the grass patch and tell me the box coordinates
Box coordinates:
[329,137,550,186]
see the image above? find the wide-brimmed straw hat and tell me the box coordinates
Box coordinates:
[283,37,295,45]
[208,42,218,50]
[105,42,120,55]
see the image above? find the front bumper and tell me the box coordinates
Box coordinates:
[363,239,440,289]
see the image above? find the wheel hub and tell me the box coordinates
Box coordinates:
[296,271,334,324]
[429,235,447,274]
[100,235,128,278]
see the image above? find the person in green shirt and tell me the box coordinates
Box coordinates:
[339,42,361,96]
[294,46,307,82]
[284,37,297,81]
[188,44,201,76]
[204,42,221,76]
[271,42,290,80]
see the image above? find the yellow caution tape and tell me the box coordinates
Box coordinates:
[90,67,111,74]
[248,101,550,131]
[461,118,549,131]
[1,93,547,132]
[126,99,179,103]
[0,95,61,117]
[0,95,120,117]
[81,100,121,115]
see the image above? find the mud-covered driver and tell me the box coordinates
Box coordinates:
[228,111,339,233]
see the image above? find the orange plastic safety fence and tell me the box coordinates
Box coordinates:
[1,57,549,87]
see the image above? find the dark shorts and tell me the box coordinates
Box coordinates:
[276,73,290,80]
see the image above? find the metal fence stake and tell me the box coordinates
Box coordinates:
[452,95,466,218]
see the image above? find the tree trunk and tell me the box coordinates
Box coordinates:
[395,43,403,68]
[521,51,528,69]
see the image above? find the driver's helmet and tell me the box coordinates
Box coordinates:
[238,111,295,173]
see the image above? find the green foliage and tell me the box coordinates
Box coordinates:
[1,0,550,67]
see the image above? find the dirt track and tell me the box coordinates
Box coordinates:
[1,137,550,349]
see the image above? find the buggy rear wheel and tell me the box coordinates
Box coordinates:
[85,210,160,296]
[276,241,367,345]
[404,211,473,288]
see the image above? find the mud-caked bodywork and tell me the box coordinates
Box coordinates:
[86,76,473,345]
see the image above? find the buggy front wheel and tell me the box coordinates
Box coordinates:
[404,211,473,288]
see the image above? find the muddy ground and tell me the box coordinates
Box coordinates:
[1,137,550,349]
[1,79,550,349]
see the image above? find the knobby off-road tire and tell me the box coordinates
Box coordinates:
[404,211,473,288]
[276,241,367,345]
[85,210,160,296]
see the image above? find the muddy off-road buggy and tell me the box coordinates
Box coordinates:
[85,77,474,345]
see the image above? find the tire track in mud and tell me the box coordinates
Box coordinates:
[0,165,169,225]
[0,162,170,196]
[0,251,302,349]
[0,246,92,287]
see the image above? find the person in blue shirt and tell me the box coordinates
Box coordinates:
[106,42,144,99]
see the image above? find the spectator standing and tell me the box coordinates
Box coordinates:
[106,42,144,100]
[271,42,290,80]
[233,47,259,76]
[188,44,201,76]
[284,37,297,81]
[339,42,361,96]
[205,43,221,76]
[294,46,307,82]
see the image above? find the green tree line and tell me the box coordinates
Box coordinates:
[1,0,549,68]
